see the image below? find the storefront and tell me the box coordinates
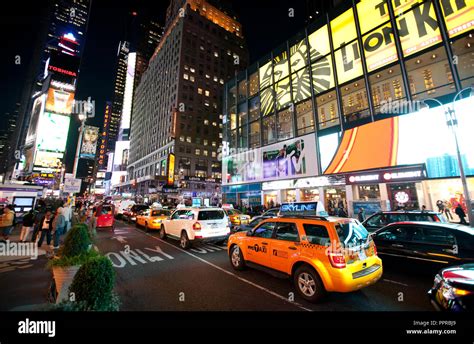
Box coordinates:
[344,164,428,216]
[222,183,262,207]
[261,176,346,209]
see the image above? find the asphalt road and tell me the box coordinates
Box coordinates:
[93,220,435,311]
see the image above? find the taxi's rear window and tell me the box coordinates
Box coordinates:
[335,221,369,248]
[303,224,330,246]
[198,210,225,220]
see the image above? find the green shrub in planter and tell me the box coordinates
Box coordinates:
[47,249,99,268]
[62,225,91,257]
[68,256,120,311]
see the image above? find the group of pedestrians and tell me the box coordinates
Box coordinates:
[0,201,73,250]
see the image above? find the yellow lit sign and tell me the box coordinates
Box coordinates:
[331,8,357,48]
[357,0,391,34]
[395,1,442,57]
[441,0,474,38]
[167,153,175,186]
[363,22,398,72]
[308,25,331,58]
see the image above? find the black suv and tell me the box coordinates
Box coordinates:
[362,211,446,232]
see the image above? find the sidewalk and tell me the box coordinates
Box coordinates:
[0,227,53,311]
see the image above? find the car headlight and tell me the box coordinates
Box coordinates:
[152,219,162,224]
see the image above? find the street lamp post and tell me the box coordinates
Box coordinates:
[423,87,474,227]
[72,113,87,179]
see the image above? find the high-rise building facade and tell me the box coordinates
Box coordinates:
[17,0,91,186]
[9,0,91,182]
[221,0,473,214]
[127,0,248,204]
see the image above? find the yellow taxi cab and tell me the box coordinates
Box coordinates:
[224,208,251,226]
[227,215,383,302]
[136,209,172,232]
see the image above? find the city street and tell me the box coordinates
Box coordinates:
[2,220,437,311]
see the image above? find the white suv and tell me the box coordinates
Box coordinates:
[159,208,231,249]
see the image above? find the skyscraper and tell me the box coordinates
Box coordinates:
[127,0,248,204]
[12,0,91,182]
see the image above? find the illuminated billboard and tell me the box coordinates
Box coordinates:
[167,153,175,186]
[45,86,75,115]
[120,52,136,131]
[33,151,64,172]
[36,112,71,153]
[25,94,46,147]
[323,96,474,178]
[223,133,318,185]
[80,125,99,159]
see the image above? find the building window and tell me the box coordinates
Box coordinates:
[204,119,209,125]
[450,34,474,88]
[369,64,405,115]
[198,87,203,94]
[179,136,185,142]
[317,90,339,129]
[340,78,370,124]
[203,139,208,145]
[195,149,201,155]
[238,79,248,102]
[248,96,260,122]
[238,102,248,127]
[250,121,260,148]
[249,72,258,96]
[203,150,208,156]
[296,99,315,135]
[277,107,294,141]
[183,73,189,80]
[262,115,276,145]
[406,46,454,100]
[186,136,192,143]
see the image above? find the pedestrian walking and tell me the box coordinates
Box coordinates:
[31,206,45,242]
[455,204,468,225]
[52,208,66,249]
[37,211,54,248]
[357,208,366,222]
[0,205,16,241]
[62,202,73,233]
[19,209,35,242]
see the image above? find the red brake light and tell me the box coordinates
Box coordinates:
[328,251,346,269]
[373,243,378,256]
[193,222,201,231]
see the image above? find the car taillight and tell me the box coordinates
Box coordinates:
[373,243,377,256]
[193,222,201,231]
[328,251,346,269]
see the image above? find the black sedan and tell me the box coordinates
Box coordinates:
[428,263,474,311]
[371,222,474,267]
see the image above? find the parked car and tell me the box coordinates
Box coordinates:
[228,215,382,302]
[160,207,231,249]
[123,204,149,223]
[257,207,280,219]
[231,215,269,234]
[372,222,474,268]
[428,263,474,311]
[363,211,446,232]
[136,209,171,232]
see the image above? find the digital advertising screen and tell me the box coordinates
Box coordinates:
[35,112,71,153]
[45,87,75,115]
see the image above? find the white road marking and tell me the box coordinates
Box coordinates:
[134,227,312,312]
[382,279,409,287]
[111,235,128,243]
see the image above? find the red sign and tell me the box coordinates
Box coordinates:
[48,65,77,77]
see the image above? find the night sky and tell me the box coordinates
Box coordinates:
[1,0,313,172]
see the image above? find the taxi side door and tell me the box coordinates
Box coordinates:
[269,221,301,274]
[245,221,276,268]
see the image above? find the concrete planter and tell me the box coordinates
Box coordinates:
[52,265,80,303]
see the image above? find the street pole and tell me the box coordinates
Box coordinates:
[73,115,86,179]
[423,87,474,227]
